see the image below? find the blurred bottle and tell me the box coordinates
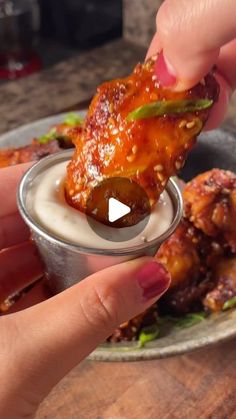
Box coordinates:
[0,0,42,79]
[39,0,122,49]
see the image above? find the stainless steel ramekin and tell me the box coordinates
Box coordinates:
[17,150,183,294]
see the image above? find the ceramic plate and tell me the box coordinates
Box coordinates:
[1,113,236,362]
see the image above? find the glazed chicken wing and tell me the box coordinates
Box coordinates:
[108,305,159,343]
[0,120,79,169]
[0,139,60,168]
[66,57,218,225]
[156,219,202,290]
[183,169,236,252]
[156,219,223,314]
[203,258,236,312]
[155,169,236,314]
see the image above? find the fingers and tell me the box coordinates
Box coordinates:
[7,257,170,403]
[217,39,236,89]
[146,32,161,58]
[151,0,236,90]
[0,163,32,218]
[0,241,44,302]
[203,73,230,130]
[0,213,30,250]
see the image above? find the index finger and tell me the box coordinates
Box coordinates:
[0,163,32,218]
[155,0,236,90]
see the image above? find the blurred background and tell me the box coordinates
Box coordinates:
[0,0,123,80]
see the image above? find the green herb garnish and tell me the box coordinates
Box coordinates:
[64,112,84,126]
[138,325,160,347]
[127,99,213,121]
[38,113,83,144]
[174,312,207,328]
[137,311,207,348]
[38,127,58,144]
[223,296,236,311]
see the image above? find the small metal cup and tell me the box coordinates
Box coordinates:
[17,151,183,294]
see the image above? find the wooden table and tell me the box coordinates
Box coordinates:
[36,338,236,418]
[35,99,236,419]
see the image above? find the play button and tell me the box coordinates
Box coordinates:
[108,198,131,223]
[86,177,151,242]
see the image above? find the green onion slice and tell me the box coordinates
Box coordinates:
[127,99,213,121]
[38,128,58,144]
[138,325,160,347]
[223,296,236,311]
[64,112,84,126]
[174,312,207,328]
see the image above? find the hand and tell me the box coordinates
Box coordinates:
[147,0,236,129]
[0,163,170,419]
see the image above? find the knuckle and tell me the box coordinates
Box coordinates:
[79,283,122,332]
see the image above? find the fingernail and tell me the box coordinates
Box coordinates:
[137,261,170,300]
[155,51,176,87]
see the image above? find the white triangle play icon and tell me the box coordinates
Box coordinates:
[108,198,131,223]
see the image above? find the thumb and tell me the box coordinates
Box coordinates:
[2,257,169,411]
[152,0,236,91]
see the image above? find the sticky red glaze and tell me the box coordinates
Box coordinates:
[66,57,219,224]
[184,169,236,251]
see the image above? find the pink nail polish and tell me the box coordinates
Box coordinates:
[137,261,170,300]
[155,51,176,87]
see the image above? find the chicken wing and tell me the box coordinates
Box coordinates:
[203,257,236,312]
[156,219,223,314]
[108,305,158,343]
[156,219,202,290]
[65,57,219,225]
[0,120,79,169]
[183,169,236,252]
[0,139,60,168]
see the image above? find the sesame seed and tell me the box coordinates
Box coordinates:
[179,120,187,128]
[132,144,138,154]
[126,154,136,162]
[69,189,74,196]
[200,78,206,86]
[212,242,220,250]
[112,128,119,135]
[157,173,164,181]
[186,121,196,129]
[150,199,155,206]
[154,164,164,172]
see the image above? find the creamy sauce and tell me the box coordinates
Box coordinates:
[27,161,174,250]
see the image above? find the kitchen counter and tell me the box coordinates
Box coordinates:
[0,38,235,136]
[0,39,145,135]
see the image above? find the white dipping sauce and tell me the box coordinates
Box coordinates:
[27,161,174,249]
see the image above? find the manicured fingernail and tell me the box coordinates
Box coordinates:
[137,261,170,300]
[155,51,176,87]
